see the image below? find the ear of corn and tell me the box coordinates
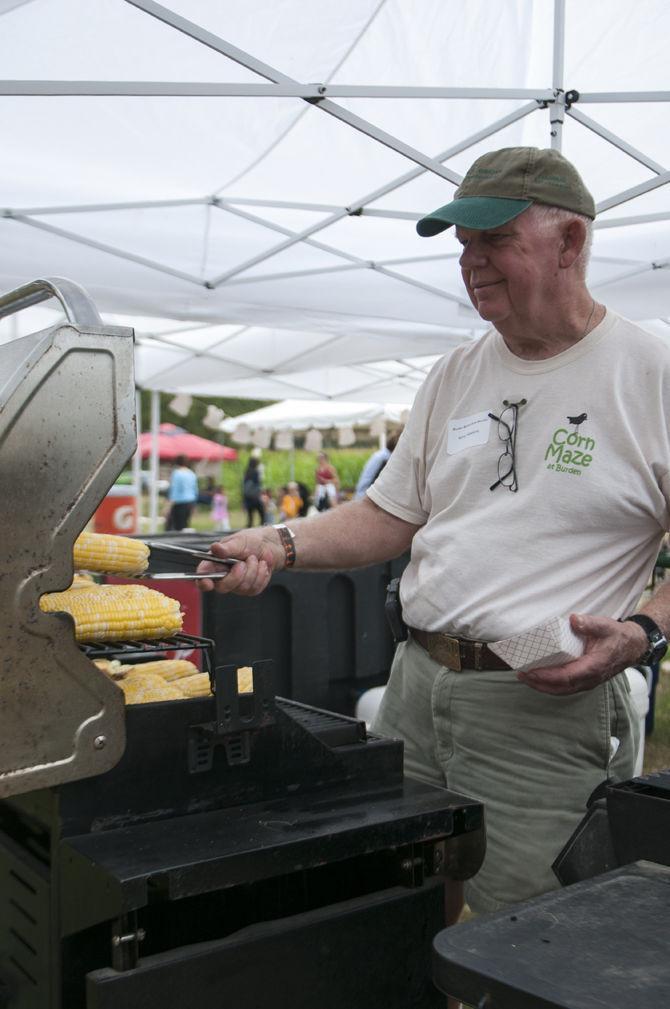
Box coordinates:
[70,573,98,589]
[117,673,185,704]
[237,666,254,694]
[177,673,212,698]
[119,659,200,682]
[93,658,132,679]
[73,531,149,576]
[40,584,183,642]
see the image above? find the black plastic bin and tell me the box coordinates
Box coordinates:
[134,531,409,715]
[202,557,409,715]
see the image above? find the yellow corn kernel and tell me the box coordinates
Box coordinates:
[73,531,149,576]
[177,673,212,698]
[40,584,183,642]
[93,658,133,679]
[70,573,97,589]
[119,659,200,682]
[117,673,185,704]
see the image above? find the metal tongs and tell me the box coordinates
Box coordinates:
[143,541,243,580]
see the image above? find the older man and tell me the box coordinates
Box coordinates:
[199,147,670,915]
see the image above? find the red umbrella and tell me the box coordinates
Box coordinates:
[138,423,237,462]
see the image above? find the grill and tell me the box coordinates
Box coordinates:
[79,633,216,671]
[0,279,485,1009]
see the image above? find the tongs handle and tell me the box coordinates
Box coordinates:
[145,541,241,566]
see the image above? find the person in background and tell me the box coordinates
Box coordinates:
[279,481,303,521]
[296,480,311,517]
[242,456,265,527]
[314,451,340,511]
[199,146,670,926]
[261,488,278,525]
[198,475,216,507]
[211,485,230,532]
[165,454,198,531]
[355,429,402,500]
[250,446,265,484]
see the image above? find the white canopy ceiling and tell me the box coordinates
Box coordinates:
[1,0,669,401]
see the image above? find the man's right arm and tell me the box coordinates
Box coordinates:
[197,496,420,596]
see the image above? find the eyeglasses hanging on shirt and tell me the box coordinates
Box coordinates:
[488,399,527,492]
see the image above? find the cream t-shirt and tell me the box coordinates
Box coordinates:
[368,311,670,641]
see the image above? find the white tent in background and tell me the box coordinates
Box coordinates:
[221,399,410,437]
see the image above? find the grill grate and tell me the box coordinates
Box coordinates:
[80,632,215,679]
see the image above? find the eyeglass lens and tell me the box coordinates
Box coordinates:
[488,400,524,492]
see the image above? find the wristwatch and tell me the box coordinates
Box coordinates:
[621,614,668,665]
[273,523,296,568]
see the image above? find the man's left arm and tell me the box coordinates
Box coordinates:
[518,584,670,695]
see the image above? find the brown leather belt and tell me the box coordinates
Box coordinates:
[409,627,511,672]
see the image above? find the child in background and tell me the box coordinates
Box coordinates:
[211,485,231,531]
[261,488,278,525]
[279,481,303,521]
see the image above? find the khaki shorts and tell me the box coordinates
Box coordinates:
[371,636,638,914]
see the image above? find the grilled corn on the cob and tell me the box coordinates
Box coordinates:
[119,659,200,682]
[73,531,149,576]
[177,673,212,698]
[118,673,185,704]
[40,584,183,642]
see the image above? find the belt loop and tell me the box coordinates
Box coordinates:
[473,641,483,671]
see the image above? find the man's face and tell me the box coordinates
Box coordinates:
[456,209,561,325]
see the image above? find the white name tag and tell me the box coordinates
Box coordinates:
[447,411,491,455]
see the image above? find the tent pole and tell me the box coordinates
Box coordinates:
[551,0,566,150]
[132,388,142,533]
[149,390,160,534]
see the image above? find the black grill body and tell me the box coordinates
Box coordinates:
[0,685,484,1009]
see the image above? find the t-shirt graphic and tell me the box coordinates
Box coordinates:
[544,409,595,477]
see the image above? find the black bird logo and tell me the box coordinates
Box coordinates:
[567,411,587,431]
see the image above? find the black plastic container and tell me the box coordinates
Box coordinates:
[134,531,409,716]
[202,556,409,714]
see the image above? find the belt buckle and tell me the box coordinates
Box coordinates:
[433,634,461,671]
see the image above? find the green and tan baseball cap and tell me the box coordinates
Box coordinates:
[416,147,596,237]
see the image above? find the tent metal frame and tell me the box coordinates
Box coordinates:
[5,0,668,529]
[2,0,667,308]
[2,0,669,409]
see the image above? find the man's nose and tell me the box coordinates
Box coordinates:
[459,241,486,269]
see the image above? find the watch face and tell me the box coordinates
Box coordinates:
[646,630,667,663]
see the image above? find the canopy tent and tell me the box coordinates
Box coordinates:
[220,399,409,435]
[137,422,237,461]
[1,0,670,406]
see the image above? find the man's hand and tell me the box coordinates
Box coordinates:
[517,612,648,695]
[197,528,285,595]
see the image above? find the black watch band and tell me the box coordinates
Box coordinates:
[621,614,668,665]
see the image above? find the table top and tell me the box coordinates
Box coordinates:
[433,861,670,1009]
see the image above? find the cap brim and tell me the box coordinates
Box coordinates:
[416,196,532,237]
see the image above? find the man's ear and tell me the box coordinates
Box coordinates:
[558,218,587,269]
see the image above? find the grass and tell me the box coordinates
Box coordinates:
[643,661,670,773]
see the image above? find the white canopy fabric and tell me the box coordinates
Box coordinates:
[1,0,670,401]
[220,399,410,434]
